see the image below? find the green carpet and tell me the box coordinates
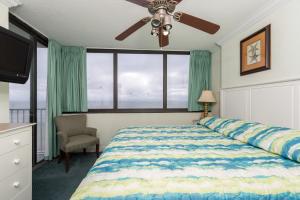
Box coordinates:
[33,153,98,200]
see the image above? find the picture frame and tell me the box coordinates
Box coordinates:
[240,25,271,76]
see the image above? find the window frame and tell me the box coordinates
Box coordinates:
[87,49,190,113]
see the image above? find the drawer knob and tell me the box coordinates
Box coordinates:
[13,140,20,145]
[13,182,20,188]
[13,159,21,165]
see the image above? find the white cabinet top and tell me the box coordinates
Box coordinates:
[0,123,35,134]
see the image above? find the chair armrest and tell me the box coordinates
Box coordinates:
[57,131,69,149]
[84,127,97,137]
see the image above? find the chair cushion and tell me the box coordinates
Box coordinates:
[64,135,99,152]
[55,115,87,136]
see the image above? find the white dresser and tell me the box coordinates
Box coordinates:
[0,124,33,200]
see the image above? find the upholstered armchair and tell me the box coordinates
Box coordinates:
[55,114,99,172]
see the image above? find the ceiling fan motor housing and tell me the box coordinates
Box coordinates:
[148,0,177,15]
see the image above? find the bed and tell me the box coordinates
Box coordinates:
[71,121,300,200]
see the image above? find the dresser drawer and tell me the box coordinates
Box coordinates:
[0,145,30,180]
[0,167,30,200]
[0,130,31,156]
[13,185,31,200]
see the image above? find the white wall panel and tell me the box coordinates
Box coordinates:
[251,85,294,128]
[295,85,300,129]
[221,89,250,120]
[221,80,300,129]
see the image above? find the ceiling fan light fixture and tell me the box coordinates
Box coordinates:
[157,8,166,18]
[151,13,162,28]
[151,19,161,28]
[164,24,172,31]
[151,28,159,37]
[163,14,172,31]
[162,29,170,36]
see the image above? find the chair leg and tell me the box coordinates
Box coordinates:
[58,150,64,164]
[64,152,70,173]
[96,144,99,158]
[83,148,86,154]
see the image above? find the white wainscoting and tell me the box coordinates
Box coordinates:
[221,79,300,129]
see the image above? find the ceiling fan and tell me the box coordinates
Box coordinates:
[115,0,220,48]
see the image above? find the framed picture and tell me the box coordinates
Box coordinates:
[240,25,271,76]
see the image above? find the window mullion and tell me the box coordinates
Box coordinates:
[30,36,38,165]
[113,53,118,109]
[163,53,167,110]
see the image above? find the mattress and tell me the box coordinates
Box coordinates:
[71,125,300,200]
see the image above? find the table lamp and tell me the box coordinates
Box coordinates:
[198,90,216,118]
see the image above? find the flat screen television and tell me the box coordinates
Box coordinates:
[0,25,34,84]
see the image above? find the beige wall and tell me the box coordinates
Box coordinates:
[211,46,221,116]
[87,112,200,151]
[0,2,9,123]
[221,0,300,89]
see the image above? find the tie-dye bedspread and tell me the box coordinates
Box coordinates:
[71,125,300,200]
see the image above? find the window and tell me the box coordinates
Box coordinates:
[118,54,163,109]
[37,44,48,109]
[87,53,114,109]
[167,55,190,108]
[9,77,31,122]
[37,43,48,162]
[86,50,190,112]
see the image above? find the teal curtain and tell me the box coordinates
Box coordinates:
[61,47,87,112]
[47,40,63,160]
[47,40,87,160]
[188,50,211,112]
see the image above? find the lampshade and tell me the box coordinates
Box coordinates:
[198,90,216,103]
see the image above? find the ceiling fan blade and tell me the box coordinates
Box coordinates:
[116,17,151,41]
[159,28,169,47]
[174,12,220,34]
[126,0,152,7]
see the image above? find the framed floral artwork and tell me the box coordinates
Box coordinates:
[240,25,271,76]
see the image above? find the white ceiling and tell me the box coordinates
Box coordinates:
[11,0,273,51]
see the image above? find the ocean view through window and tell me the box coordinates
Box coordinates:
[167,54,190,108]
[87,53,114,109]
[118,54,163,109]
[36,44,48,162]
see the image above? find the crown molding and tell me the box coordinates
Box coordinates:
[0,0,22,8]
[216,0,290,46]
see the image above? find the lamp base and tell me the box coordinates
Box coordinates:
[203,103,209,118]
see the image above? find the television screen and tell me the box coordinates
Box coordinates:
[0,26,34,84]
